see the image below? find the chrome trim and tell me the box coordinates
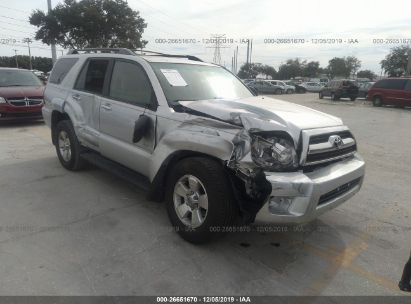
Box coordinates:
[308,138,355,155]
[299,125,350,166]
[304,151,356,166]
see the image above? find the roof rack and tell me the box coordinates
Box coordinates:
[67,48,203,62]
[67,48,136,55]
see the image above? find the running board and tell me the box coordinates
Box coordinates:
[81,152,151,192]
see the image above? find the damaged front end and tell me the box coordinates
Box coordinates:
[226,118,301,224]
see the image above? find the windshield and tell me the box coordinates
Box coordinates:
[0,70,43,87]
[150,63,253,103]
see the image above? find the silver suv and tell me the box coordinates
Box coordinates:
[43,48,365,243]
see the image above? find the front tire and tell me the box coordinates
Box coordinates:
[275,88,282,95]
[373,96,383,107]
[55,120,86,171]
[350,96,356,101]
[331,93,339,101]
[165,157,238,244]
[319,92,323,99]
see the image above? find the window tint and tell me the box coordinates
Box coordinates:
[49,58,78,84]
[109,60,153,106]
[405,80,411,91]
[374,79,407,90]
[83,60,109,94]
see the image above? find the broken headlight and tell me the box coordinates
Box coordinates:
[251,134,298,171]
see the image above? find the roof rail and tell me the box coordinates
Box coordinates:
[135,49,203,62]
[67,48,136,55]
[66,48,203,62]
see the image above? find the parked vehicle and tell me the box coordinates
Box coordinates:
[265,80,295,94]
[357,81,375,99]
[300,82,324,92]
[319,80,359,101]
[367,78,411,107]
[43,48,365,243]
[247,80,284,94]
[285,80,306,93]
[0,68,45,120]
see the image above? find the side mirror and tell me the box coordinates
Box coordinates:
[133,114,151,143]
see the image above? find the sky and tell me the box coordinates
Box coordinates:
[0,0,410,74]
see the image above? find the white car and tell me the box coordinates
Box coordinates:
[301,82,324,92]
[265,80,295,94]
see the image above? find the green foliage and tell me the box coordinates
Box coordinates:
[276,59,322,79]
[357,70,377,80]
[327,56,361,78]
[29,0,147,49]
[380,45,410,77]
[0,56,53,72]
[237,63,277,79]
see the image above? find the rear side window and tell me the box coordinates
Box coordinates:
[374,79,407,90]
[75,59,110,94]
[404,80,411,91]
[109,60,154,107]
[49,58,78,84]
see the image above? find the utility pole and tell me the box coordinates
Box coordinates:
[246,39,249,65]
[13,49,19,68]
[249,39,253,65]
[47,0,57,64]
[23,38,33,70]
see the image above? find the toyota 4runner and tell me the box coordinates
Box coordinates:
[43,48,365,243]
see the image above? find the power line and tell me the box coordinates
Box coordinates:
[0,15,30,23]
[0,20,36,29]
[0,4,31,14]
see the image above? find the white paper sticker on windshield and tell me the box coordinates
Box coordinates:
[160,69,188,87]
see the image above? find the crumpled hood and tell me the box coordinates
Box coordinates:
[179,96,343,140]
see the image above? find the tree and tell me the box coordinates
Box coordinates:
[0,56,52,72]
[346,56,361,78]
[277,59,304,80]
[380,45,410,77]
[260,65,277,79]
[302,61,320,78]
[237,63,261,79]
[29,0,147,49]
[357,70,377,80]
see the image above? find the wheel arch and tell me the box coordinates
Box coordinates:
[149,150,227,202]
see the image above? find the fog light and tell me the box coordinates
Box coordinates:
[268,196,293,215]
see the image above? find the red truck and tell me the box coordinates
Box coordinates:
[0,68,45,120]
[367,77,411,107]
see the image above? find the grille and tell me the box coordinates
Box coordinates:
[306,145,356,163]
[304,130,356,166]
[309,130,352,145]
[318,177,361,206]
[7,97,43,107]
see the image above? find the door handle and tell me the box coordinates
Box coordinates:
[101,103,112,111]
[72,94,81,101]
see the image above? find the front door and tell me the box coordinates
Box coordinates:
[99,59,157,177]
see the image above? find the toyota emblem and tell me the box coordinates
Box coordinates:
[329,135,343,148]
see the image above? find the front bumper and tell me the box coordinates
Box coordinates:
[0,103,43,120]
[254,153,365,224]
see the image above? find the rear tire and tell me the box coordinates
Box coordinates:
[373,96,383,107]
[319,92,323,99]
[331,93,339,101]
[165,157,238,244]
[275,88,282,95]
[54,120,86,171]
[350,96,356,101]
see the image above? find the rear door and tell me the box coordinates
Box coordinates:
[99,59,157,177]
[384,79,408,105]
[71,58,111,149]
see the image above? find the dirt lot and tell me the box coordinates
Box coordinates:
[0,93,410,296]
